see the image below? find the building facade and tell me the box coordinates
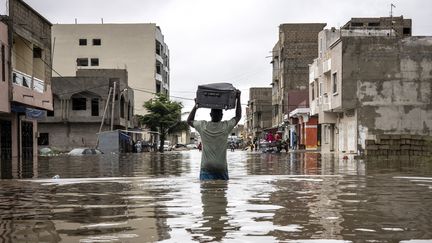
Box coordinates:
[246,87,272,141]
[309,17,432,154]
[0,0,53,178]
[271,23,326,128]
[38,69,134,151]
[51,23,170,116]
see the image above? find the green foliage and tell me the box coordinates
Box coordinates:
[137,94,189,152]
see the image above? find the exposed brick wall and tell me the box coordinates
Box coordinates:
[365,134,432,157]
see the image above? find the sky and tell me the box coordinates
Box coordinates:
[6,0,432,121]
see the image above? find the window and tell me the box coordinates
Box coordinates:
[156,61,162,74]
[403,28,411,35]
[91,58,99,66]
[38,133,49,146]
[156,40,162,55]
[93,39,101,46]
[33,47,42,58]
[273,104,279,117]
[1,44,5,82]
[319,38,323,58]
[79,39,87,46]
[91,98,99,116]
[351,22,363,27]
[47,110,54,117]
[156,83,161,93]
[72,98,87,110]
[332,72,338,94]
[368,22,380,27]
[77,58,88,66]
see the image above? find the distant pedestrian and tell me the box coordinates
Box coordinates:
[292,131,297,150]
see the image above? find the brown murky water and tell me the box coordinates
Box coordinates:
[0,150,432,242]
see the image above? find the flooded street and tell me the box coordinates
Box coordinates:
[0,150,432,242]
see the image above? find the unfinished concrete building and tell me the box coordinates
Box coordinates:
[38,69,134,151]
[271,23,326,128]
[310,16,432,156]
[246,87,272,141]
[270,23,326,150]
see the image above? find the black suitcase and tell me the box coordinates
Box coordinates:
[196,83,239,110]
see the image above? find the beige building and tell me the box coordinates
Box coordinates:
[0,0,53,178]
[309,17,432,155]
[51,23,170,115]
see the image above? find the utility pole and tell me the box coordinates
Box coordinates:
[111,82,116,131]
[98,87,112,134]
[390,3,396,18]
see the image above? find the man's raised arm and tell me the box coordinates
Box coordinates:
[187,100,198,128]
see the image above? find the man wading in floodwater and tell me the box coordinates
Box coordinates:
[187,92,241,180]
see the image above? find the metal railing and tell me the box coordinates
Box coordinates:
[12,69,45,93]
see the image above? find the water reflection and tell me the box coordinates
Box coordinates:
[0,151,431,242]
[187,181,230,242]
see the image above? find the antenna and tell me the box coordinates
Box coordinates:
[390,3,396,17]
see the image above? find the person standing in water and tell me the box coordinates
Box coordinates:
[187,92,241,180]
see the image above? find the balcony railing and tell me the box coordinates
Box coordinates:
[155,73,163,82]
[12,69,45,93]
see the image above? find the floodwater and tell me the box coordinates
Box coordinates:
[0,151,432,243]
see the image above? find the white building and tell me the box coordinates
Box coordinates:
[51,23,170,115]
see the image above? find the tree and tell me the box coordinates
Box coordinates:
[137,94,189,152]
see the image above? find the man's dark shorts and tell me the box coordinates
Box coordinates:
[200,170,229,180]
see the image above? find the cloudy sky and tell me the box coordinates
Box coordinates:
[9,0,432,121]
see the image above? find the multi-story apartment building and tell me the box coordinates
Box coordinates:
[38,69,134,151]
[309,17,432,154]
[271,23,326,128]
[0,0,53,177]
[246,88,272,141]
[51,23,170,116]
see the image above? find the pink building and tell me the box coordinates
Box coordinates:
[0,0,53,178]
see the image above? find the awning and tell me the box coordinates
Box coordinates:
[11,105,46,120]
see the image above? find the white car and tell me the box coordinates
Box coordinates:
[68,148,103,156]
[186,143,197,149]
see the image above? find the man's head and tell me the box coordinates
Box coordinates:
[210,109,223,122]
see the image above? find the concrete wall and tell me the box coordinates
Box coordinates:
[343,36,432,150]
[52,24,168,115]
[0,22,9,113]
[38,123,109,151]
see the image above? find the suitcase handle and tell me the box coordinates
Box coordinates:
[203,92,221,97]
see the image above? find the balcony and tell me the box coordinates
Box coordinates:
[12,69,43,92]
[12,69,53,110]
[155,73,163,82]
[323,59,331,73]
